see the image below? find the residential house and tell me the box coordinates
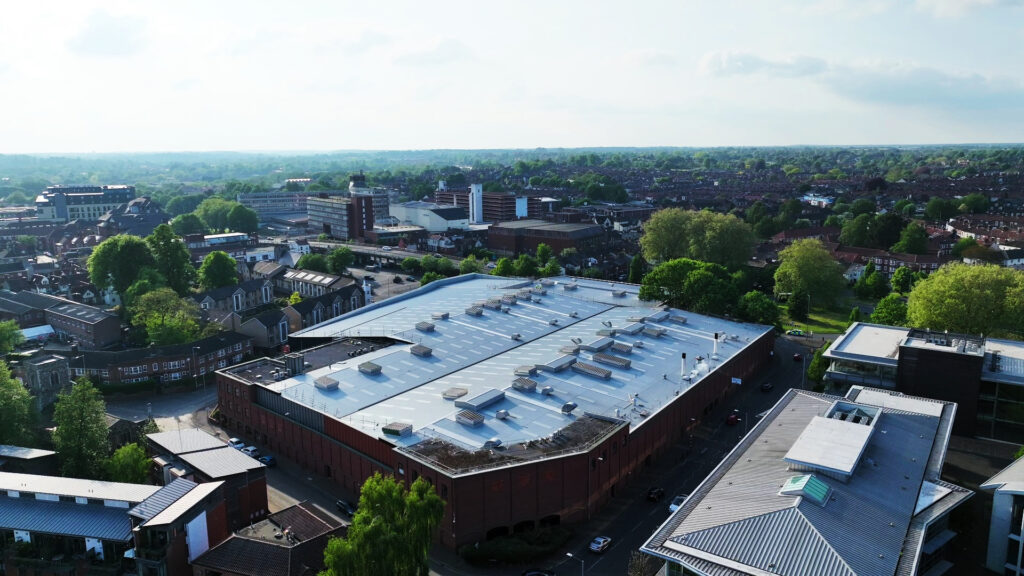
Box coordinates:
[192,279,275,318]
[0,289,122,348]
[274,269,352,299]
[282,285,364,332]
[235,309,290,352]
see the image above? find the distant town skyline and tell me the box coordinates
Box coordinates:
[2,1,1023,153]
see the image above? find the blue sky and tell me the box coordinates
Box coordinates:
[1,0,1022,152]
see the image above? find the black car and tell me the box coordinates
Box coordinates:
[647,487,665,502]
[760,382,774,392]
[335,499,357,517]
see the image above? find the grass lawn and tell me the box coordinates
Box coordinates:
[780,304,852,334]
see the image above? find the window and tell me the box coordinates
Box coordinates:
[262,286,272,303]
[279,321,288,343]
[233,293,243,311]
[234,343,242,351]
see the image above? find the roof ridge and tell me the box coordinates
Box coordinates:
[792,504,858,576]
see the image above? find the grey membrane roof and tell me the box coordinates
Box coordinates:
[145,481,224,526]
[178,446,264,479]
[642,388,967,576]
[0,471,159,504]
[148,428,226,455]
[251,275,771,465]
[982,454,1024,494]
[825,322,909,366]
[0,496,135,541]
[0,445,56,459]
[984,338,1024,385]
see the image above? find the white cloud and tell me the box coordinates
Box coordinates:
[915,0,1022,17]
[66,10,146,58]
[699,52,827,78]
[394,38,472,66]
[620,49,678,68]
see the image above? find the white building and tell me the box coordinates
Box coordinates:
[389,201,469,232]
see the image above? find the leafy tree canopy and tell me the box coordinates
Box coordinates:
[146,224,196,295]
[296,253,329,273]
[226,204,259,234]
[773,239,844,306]
[891,223,928,254]
[53,379,109,479]
[871,293,908,326]
[0,319,25,353]
[130,288,200,346]
[198,251,238,291]
[0,361,35,446]
[907,263,1024,338]
[639,258,738,315]
[326,247,355,275]
[107,443,150,484]
[492,257,515,277]
[88,235,157,295]
[736,291,780,327]
[170,213,208,236]
[640,208,755,269]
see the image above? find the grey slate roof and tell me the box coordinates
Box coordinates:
[147,428,226,455]
[642,389,968,576]
[0,497,134,541]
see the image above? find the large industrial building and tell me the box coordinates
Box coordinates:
[642,386,972,576]
[216,274,774,549]
[487,219,606,257]
[823,322,1024,442]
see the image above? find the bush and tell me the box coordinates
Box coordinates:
[458,526,573,565]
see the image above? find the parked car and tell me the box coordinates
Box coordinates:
[257,455,277,467]
[589,536,612,553]
[363,275,375,282]
[228,438,245,449]
[786,329,806,336]
[335,499,357,517]
[669,494,689,513]
[726,413,739,426]
[241,446,260,458]
[382,246,392,251]
[760,382,774,392]
[793,353,803,362]
[647,487,665,502]
[406,276,416,282]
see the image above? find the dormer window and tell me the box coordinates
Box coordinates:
[232,293,243,311]
[262,285,272,304]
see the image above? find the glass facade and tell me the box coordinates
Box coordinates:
[825,359,898,388]
[979,380,1024,444]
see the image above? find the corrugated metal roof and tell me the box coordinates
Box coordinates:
[148,428,226,455]
[145,481,224,526]
[0,471,159,503]
[0,445,56,459]
[643,389,970,576]
[128,478,198,521]
[178,447,264,479]
[0,496,134,541]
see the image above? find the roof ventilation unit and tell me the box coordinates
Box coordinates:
[510,333,522,341]
[512,377,538,392]
[410,344,433,358]
[531,286,547,295]
[540,279,555,287]
[549,318,559,325]
[532,296,543,303]
[431,311,450,320]
[634,341,645,348]
[560,345,580,355]
[284,352,306,376]
[569,311,579,318]
[669,315,688,324]
[594,353,631,369]
[456,410,484,427]
[572,361,612,380]
[646,310,670,322]
[563,282,578,291]
[314,376,339,391]
[484,437,502,449]
[442,387,469,400]
[561,402,578,414]
[415,321,435,332]
[541,385,554,395]
[612,290,626,298]
[611,342,633,354]
[502,306,511,313]
[514,365,538,377]
[596,328,616,337]
[643,326,667,338]
[495,409,510,420]
[627,316,646,323]
[483,298,502,310]
[382,422,412,437]
[501,295,517,305]
[455,388,505,411]
[465,306,483,316]
[358,362,382,375]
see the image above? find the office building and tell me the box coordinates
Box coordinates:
[34,185,135,222]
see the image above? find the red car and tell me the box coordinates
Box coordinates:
[726,413,739,426]
[792,353,803,361]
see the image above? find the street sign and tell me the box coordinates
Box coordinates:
[731,377,742,385]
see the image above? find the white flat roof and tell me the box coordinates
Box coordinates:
[850,387,946,417]
[784,416,873,476]
[826,322,908,365]
[0,471,159,504]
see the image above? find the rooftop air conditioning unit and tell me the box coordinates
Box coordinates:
[495,410,509,420]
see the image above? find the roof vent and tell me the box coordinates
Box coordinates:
[549,318,559,325]
[572,361,612,380]
[540,279,555,287]
[513,365,538,377]
[495,409,509,420]
[669,315,687,324]
[611,342,633,354]
[561,402,578,414]
[594,353,631,369]
[442,387,469,400]
[484,437,502,449]
[563,282,578,291]
[314,376,339,391]
[643,326,666,338]
[569,311,579,318]
[612,290,626,298]
[410,344,432,358]
[456,410,484,427]
[512,377,538,392]
[510,333,522,341]
[415,321,435,332]
[382,422,412,437]
[501,295,517,305]
[465,306,483,316]
[358,362,382,375]
[455,389,505,411]
[541,385,554,395]
[431,311,450,320]
[284,352,306,376]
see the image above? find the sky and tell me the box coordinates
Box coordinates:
[1,0,1023,153]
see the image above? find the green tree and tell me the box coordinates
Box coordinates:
[459,255,484,275]
[907,263,1024,337]
[165,194,204,216]
[870,294,908,326]
[891,223,928,254]
[296,253,329,273]
[226,204,259,234]
[88,235,157,296]
[195,197,237,232]
[107,443,150,484]
[435,258,457,277]
[419,271,444,286]
[326,247,355,275]
[736,291,780,327]
[839,213,872,247]
[639,208,755,268]
[788,288,810,322]
[513,254,539,278]
[0,319,25,353]
[289,292,303,305]
[639,258,738,315]
[628,254,646,284]
[321,473,444,576]
[146,224,196,295]
[959,193,990,214]
[16,235,37,251]
[170,213,207,236]
[925,198,957,220]
[773,239,844,306]
[0,361,35,445]
[538,260,562,277]
[535,243,553,266]
[53,379,109,479]
[890,266,914,294]
[198,251,238,291]
[401,257,422,274]
[131,288,200,346]
[492,257,515,276]
[849,307,861,324]
[806,342,831,384]
[951,237,979,258]
[869,213,906,249]
[850,199,876,216]
[123,267,168,310]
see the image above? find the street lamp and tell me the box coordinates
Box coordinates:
[566,552,584,576]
